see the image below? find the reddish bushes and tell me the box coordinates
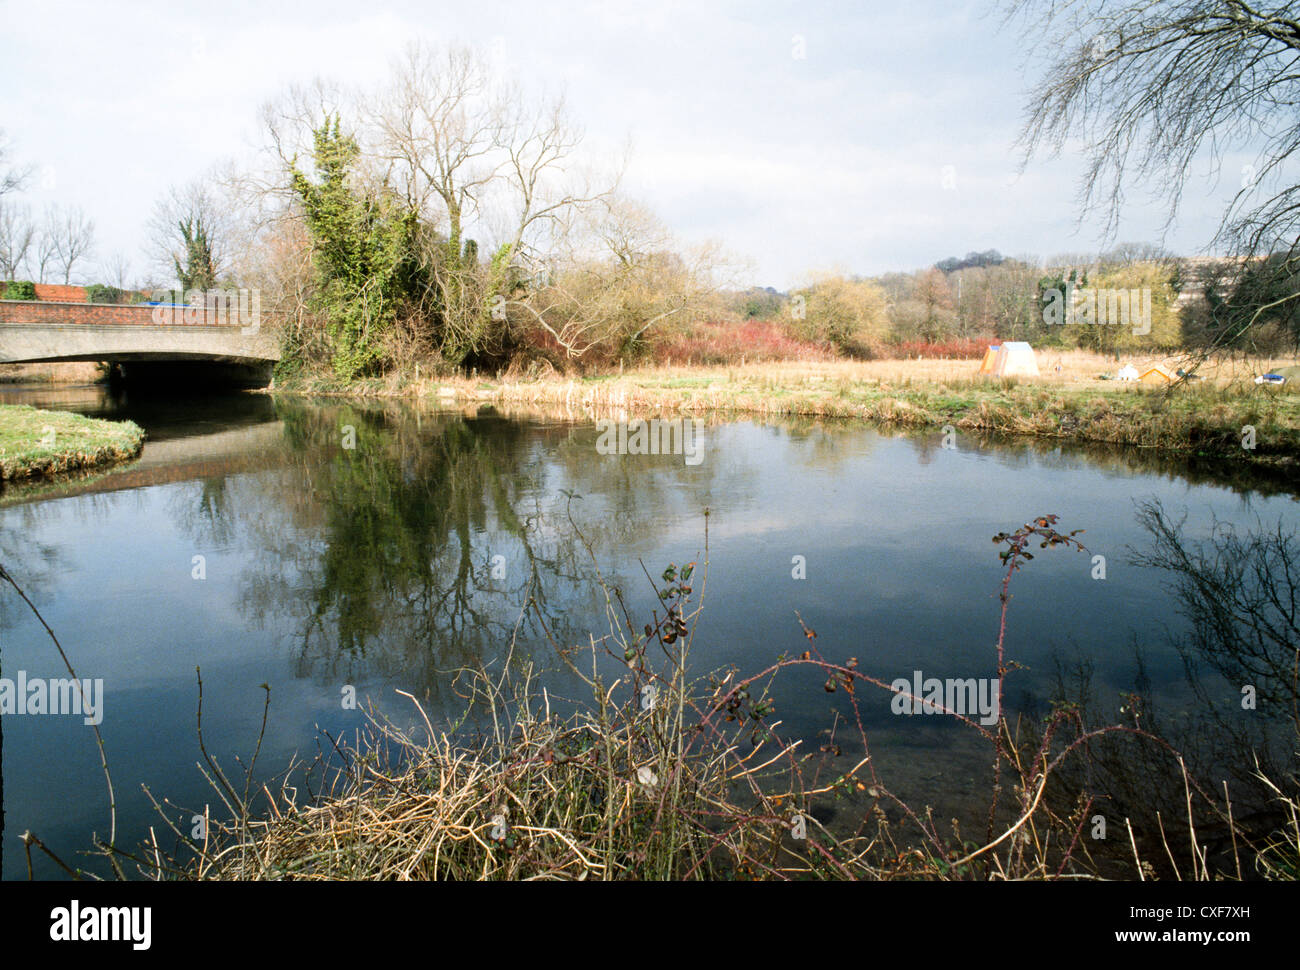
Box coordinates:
[504,320,989,371]
[649,320,831,366]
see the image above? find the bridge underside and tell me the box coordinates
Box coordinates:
[107,360,275,389]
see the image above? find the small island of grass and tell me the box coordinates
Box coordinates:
[0,404,145,481]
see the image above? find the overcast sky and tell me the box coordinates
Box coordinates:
[1,0,1248,288]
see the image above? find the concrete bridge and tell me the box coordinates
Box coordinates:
[0,300,281,386]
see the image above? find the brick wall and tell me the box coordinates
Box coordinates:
[0,300,247,327]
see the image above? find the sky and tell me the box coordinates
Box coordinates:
[0,0,1251,289]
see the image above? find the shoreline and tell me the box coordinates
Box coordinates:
[266,364,1300,471]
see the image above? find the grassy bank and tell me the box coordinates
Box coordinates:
[272,355,1300,467]
[0,404,144,481]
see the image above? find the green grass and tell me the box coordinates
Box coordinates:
[0,404,145,481]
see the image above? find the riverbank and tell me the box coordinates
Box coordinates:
[271,358,1300,468]
[0,404,145,481]
[0,362,106,384]
[166,633,1299,882]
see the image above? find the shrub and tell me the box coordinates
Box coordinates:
[85,284,127,305]
[3,280,36,300]
[790,274,891,358]
[648,319,830,366]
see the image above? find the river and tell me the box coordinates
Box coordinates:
[1,381,1295,879]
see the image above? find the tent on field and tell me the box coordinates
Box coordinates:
[978,345,1001,375]
[987,342,1040,378]
[1139,364,1175,384]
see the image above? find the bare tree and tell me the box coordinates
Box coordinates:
[147,177,234,289]
[1014,1,1300,244]
[0,130,34,281]
[372,44,504,248]
[0,200,35,278]
[46,205,96,285]
[100,252,133,290]
[504,196,724,362]
[32,215,56,283]
[369,42,618,361]
[0,128,29,199]
[988,256,1048,341]
[1011,0,1300,342]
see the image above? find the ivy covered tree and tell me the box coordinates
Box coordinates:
[290,115,419,380]
[174,216,218,291]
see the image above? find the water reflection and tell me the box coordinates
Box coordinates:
[233,403,606,684]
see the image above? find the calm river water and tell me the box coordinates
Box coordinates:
[1,382,1295,878]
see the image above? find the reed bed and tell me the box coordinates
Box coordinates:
[472,375,1298,460]
[272,352,1300,463]
[164,672,829,881]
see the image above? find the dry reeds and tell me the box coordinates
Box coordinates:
[272,350,1300,464]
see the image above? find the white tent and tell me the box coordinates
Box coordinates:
[987,341,1040,378]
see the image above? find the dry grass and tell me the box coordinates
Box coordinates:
[138,541,915,881]
[275,349,1300,465]
[615,349,1300,391]
[279,348,1300,408]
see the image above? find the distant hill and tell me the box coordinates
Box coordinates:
[935,250,1005,272]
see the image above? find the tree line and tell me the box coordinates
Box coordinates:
[735,244,1296,359]
[152,44,723,379]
